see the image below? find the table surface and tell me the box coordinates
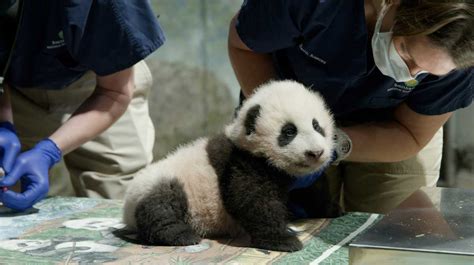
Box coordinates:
[0,197,378,265]
[350,187,474,256]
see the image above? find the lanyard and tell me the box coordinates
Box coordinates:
[0,0,24,94]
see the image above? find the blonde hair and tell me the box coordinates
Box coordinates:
[392,0,474,68]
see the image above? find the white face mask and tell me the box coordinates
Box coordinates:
[371,6,426,82]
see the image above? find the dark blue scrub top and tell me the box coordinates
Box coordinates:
[236,0,473,121]
[0,0,165,89]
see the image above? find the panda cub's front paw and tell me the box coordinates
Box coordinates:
[251,235,303,252]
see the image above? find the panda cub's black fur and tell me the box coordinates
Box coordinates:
[208,134,299,251]
[124,80,335,252]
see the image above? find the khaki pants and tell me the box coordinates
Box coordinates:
[325,128,443,214]
[11,61,155,199]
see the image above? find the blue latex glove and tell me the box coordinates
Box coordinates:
[287,150,337,219]
[0,139,61,211]
[288,150,337,191]
[287,165,330,219]
[288,166,326,191]
[0,121,21,173]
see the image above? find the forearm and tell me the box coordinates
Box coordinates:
[341,102,452,163]
[49,84,132,154]
[0,85,13,123]
[343,121,425,163]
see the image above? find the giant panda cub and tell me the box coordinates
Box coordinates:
[123,80,335,252]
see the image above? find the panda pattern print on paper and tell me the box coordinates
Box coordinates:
[123,80,335,252]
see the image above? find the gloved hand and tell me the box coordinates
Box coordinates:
[0,138,61,211]
[0,121,21,173]
[287,154,334,219]
[288,155,334,191]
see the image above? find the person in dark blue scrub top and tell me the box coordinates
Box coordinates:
[228,0,473,215]
[0,0,165,211]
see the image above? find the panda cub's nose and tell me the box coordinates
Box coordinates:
[305,150,324,161]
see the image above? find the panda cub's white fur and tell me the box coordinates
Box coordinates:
[123,138,242,236]
[225,80,334,176]
[123,80,334,252]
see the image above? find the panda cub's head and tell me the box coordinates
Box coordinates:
[225,80,334,176]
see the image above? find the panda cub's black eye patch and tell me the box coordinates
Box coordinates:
[313,118,325,137]
[278,122,298,147]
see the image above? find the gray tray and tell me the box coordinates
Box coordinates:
[349,187,474,265]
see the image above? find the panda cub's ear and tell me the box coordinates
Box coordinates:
[244,104,261,135]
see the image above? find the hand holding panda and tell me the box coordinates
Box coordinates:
[123,80,335,252]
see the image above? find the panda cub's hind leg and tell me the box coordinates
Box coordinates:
[134,178,201,246]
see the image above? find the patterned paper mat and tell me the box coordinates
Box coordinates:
[0,197,379,265]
